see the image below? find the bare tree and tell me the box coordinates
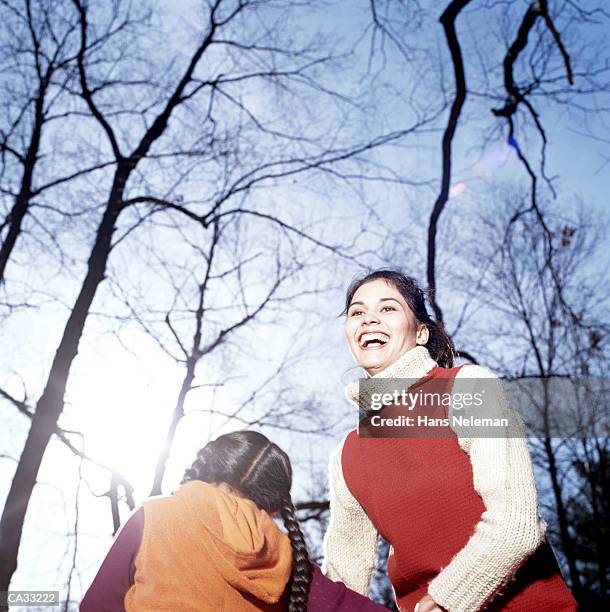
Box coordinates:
[565,432,610,606]
[0,0,115,291]
[105,210,344,497]
[456,190,609,604]
[142,219,304,495]
[368,1,609,328]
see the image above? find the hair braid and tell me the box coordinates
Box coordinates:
[279,497,312,612]
[181,446,210,483]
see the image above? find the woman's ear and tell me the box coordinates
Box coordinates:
[416,324,429,345]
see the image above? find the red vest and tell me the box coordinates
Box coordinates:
[342,365,577,611]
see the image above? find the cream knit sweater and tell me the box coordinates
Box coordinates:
[322,346,546,612]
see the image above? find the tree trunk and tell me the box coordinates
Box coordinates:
[538,376,581,598]
[544,436,582,594]
[109,474,120,535]
[0,79,47,284]
[149,361,196,496]
[0,190,33,284]
[426,0,471,322]
[0,171,126,590]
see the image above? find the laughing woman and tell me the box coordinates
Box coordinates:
[322,270,577,612]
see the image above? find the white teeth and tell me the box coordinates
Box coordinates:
[359,332,389,348]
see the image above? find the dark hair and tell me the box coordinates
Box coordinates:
[182,431,312,612]
[343,268,455,368]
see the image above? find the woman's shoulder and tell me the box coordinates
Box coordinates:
[455,362,501,381]
[452,363,511,408]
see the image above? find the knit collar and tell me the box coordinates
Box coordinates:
[345,344,438,405]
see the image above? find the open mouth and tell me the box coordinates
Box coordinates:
[358,331,390,349]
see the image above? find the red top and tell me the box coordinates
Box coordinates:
[342,365,577,611]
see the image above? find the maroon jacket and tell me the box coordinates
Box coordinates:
[81,508,387,611]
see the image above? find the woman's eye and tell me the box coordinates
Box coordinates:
[381,306,396,312]
[349,309,364,316]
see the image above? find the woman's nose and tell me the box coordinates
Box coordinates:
[362,312,380,324]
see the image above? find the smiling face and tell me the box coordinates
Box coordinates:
[344,279,427,376]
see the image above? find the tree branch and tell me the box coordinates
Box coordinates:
[426,0,472,324]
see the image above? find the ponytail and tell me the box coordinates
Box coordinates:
[280,497,312,612]
[420,318,455,368]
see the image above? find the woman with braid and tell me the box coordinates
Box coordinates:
[81,430,385,611]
